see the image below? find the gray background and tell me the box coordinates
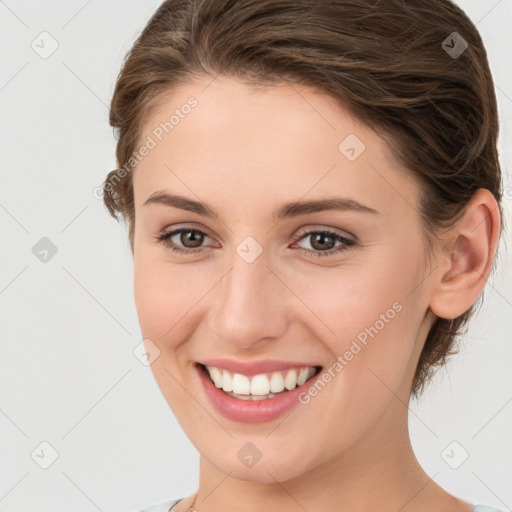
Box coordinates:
[0,1,511,511]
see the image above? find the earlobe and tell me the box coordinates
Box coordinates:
[429,188,501,320]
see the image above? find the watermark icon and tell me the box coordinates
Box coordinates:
[32,237,58,263]
[31,441,59,469]
[338,133,366,162]
[31,31,59,59]
[298,301,403,404]
[133,338,161,366]
[92,184,104,200]
[442,32,468,59]
[440,440,469,469]
[236,236,264,263]
[237,442,263,468]
[503,183,512,201]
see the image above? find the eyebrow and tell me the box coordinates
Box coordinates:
[143,191,380,220]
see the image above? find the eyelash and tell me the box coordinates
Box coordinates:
[155,227,355,258]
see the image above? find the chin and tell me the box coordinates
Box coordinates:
[195,438,319,484]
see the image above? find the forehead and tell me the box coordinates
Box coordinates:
[133,75,419,220]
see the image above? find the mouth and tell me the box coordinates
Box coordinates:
[195,360,325,422]
[196,362,323,401]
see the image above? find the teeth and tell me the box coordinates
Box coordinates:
[208,367,223,388]
[284,369,297,390]
[204,365,317,396]
[232,373,251,394]
[251,374,270,395]
[270,372,285,393]
[297,367,309,386]
[222,369,233,392]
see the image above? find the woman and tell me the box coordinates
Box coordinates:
[102,1,507,511]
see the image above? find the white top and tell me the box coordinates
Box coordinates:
[137,500,510,512]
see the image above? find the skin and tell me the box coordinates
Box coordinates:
[131,74,500,512]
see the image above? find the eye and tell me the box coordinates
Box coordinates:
[155,227,213,255]
[155,226,355,258]
[291,229,355,258]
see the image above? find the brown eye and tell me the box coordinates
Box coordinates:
[178,229,204,248]
[156,228,212,254]
[309,232,336,251]
[292,229,355,258]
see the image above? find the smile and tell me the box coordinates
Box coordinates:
[204,364,318,400]
[196,362,323,423]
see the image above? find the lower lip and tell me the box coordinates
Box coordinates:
[196,363,322,423]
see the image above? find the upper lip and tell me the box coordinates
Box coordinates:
[197,358,321,376]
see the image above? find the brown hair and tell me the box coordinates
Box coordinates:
[102,0,503,398]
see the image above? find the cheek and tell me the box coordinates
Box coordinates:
[291,265,421,444]
[133,242,199,334]
[290,261,404,335]
[290,250,422,384]
[133,253,195,408]
[133,250,181,342]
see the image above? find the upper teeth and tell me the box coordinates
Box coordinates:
[205,365,317,395]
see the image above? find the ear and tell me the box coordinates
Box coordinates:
[429,188,501,320]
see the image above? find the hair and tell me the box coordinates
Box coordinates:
[102,0,503,398]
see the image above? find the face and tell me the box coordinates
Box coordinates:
[132,74,437,482]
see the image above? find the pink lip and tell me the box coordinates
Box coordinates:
[195,363,322,423]
[198,358,319,376]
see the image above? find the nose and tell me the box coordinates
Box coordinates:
[206,247,290,350]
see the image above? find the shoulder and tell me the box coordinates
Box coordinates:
[473,505,510,512]
[137,498,181,512]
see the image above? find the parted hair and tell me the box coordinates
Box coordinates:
[102,0,503,398]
